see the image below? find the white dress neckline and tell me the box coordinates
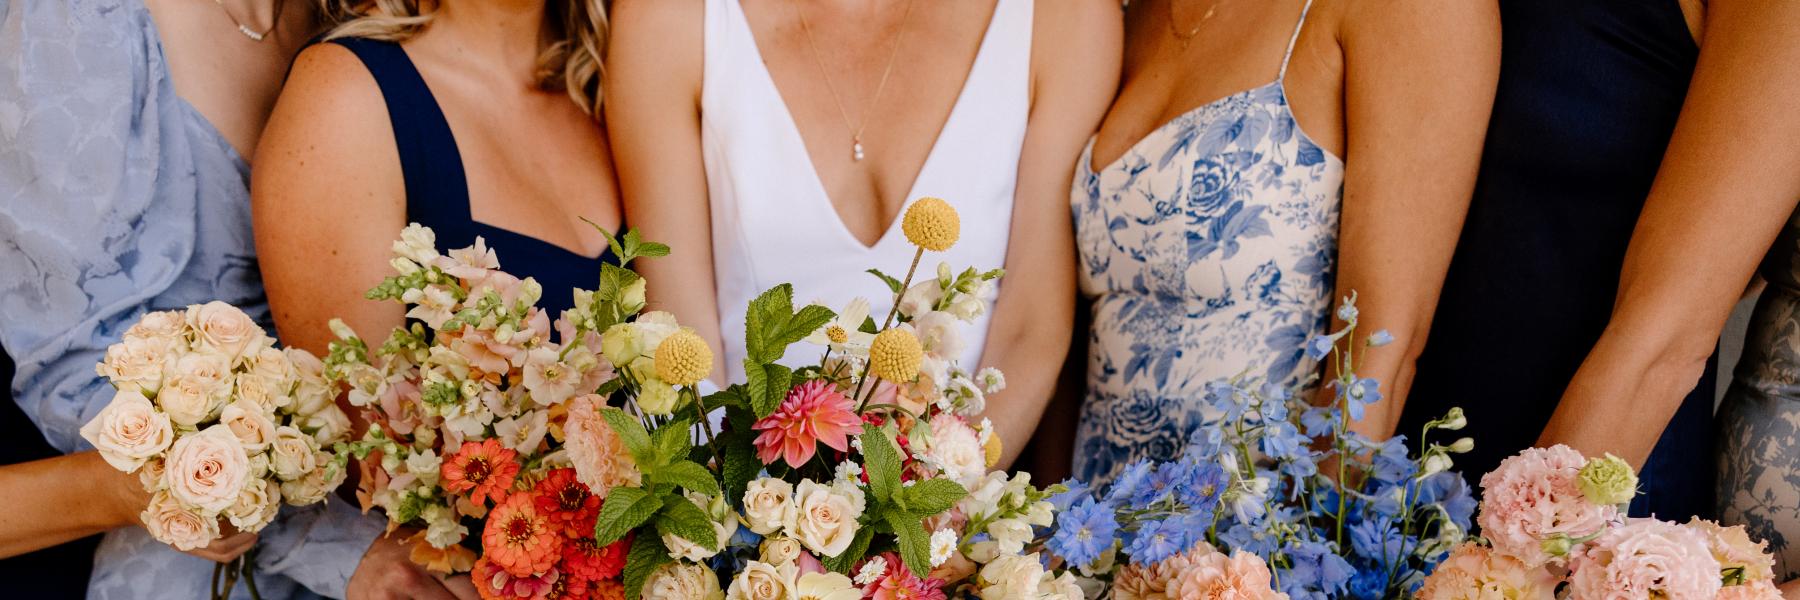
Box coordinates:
[727,0,1012,253]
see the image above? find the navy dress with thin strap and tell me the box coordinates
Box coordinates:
[1396,0,1710,520]
[329,38,616,318]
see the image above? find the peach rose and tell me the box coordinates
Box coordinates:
[124,310,186,344]
[139,457,168,491]
[186,301,264,359]
[225,478,281,533]
[792,480,864,557]
[79,388,173,471]
[219,399,277,452]
[269,426,319,481]
[742,477,796,535]
[164,424,252,514]
[141,490,220,551]
[97,336,174,394]
[280,460,342,506]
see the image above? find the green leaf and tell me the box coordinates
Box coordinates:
[775,304,836,350]
[860,425,903,502]
[721,439,758,507]
[867,268,903,294]
[587,219,628,263]
[819,525,876,574]
[636,242,671,258]
[896,478,967,516]
[652,460,721,497]
[622,534,671,600]
[745,361,793,419]
[600,408,654,463]
[591,376,625,398]
[858,315,880,335]
[702,386,748,414]
[651,418,693,467]
[744,284,796,364]
[887,512,933,577]
[592,487,664,547]
[655,495,720,552]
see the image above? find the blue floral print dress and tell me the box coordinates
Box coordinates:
[1070,1,1344,485]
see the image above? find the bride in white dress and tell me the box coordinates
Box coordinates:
[604,0,1120,466]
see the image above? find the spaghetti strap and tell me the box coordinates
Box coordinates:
[1277,0,1316,80]
[324,37,473,224]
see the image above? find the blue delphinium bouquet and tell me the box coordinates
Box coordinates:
[1042,294,1475,600]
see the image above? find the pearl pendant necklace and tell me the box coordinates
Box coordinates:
[852,136,865,161]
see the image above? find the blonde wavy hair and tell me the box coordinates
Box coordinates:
[320,0,608,118]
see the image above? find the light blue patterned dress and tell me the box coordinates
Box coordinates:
[0,1,382,598]
[1070,1,1344,486]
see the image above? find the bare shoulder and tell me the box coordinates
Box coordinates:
[1029,0,1123,89]
[257,42,392,162]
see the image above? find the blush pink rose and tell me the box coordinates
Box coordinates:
[164,424,252,514]
[141,490,220,551]
[79,388,174,471]
[1477,445,1618,567]
[1568,519,1721,600]
[186,301,264,359]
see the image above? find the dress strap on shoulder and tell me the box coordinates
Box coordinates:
[323,37,472,222]
[1277,0,1316,80]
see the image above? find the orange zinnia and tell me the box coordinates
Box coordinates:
[443,438,521,505]
[482,492,561,577]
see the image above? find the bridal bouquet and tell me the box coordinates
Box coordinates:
[82,302,353,550]
[1036,297,1477,599]
[1417,445,1783,599]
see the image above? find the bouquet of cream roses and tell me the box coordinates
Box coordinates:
[82,301,354,595]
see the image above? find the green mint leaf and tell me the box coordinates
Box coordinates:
[744,284,796,364]
[866,268,903,294]
[654,495,719,552]
[652,460,721,497]
[592,487,663,547]
[887,512,933,578]
[860,425,903,502]
[622,534,671,600]
[745,362,793,419]
[600,407,654,464]
[897,479,967,517]
[651,418,693,467]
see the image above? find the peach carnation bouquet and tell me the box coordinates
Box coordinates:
[83,301,354,596]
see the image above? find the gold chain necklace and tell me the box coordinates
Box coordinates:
[1167,0,1222,48]
[213,0,282,42]
[793,0,920,162]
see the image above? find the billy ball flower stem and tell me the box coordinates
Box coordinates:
[856,198,960,403]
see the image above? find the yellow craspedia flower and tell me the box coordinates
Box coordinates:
[654,329,713,387]
[868,328,924,383]
[901,197,960,252]
[984,432,1003,468]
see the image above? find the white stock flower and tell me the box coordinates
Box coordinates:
[522,347,580,407]
[741,477,796,535]
[987,518,1033,556]
[493,410,550,454]
[393,223,439,263]
[422,504,469,548]
[911,311,965,359]
[79,388,173,471]
[402,285,459,329]
[979,553,1047,600]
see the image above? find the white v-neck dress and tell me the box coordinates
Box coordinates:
[702,0,1031,382]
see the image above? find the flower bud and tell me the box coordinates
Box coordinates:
[1578,453,1639,506]
[1446,437,1474,453]
[1437,407,1467,431]
[1540,534,1574,558]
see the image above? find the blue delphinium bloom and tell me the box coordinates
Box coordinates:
[1348,519,1412,565]
[1280,540,1354,598]
[1106,460,1155,505]
[729,525,763,549]
[1218,520,1280,559]
[1185,427,1227,460]
[1133,464,1182,508]
[1048,498,1118,569]
[1299,406,1337,437]
[1347,563,1390,600]
[1260,420,1308,462]
[1338,377,1383,421]
[1124,517,1188,565]
[1048,478,1093,512]
[1257,382,1291,420]
[1370,436,1416,484]
[1205,380,1254,421]
[1367,329,1394,347]
[1304,334,1337,361]
[1415,471,1476,530]
[1175,461,1229,514]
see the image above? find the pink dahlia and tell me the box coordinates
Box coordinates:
[1568,519,1721,600]
[752,380,861,467]
[1417,543,1559,600]
[865,552,947,600]
[1477,445,1618,567]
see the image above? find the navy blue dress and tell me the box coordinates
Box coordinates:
[330,38,617,318]
[1397,0,1711,520]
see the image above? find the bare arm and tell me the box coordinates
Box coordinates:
[1329,0,1499,441]
[1542,0,1800,466]
[605,0,726,382]
[0,452,141,558]
[251,44,408,358]
[984,0,1121,469]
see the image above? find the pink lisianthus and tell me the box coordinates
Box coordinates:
[1477,445,1618,567]
[865,553,947,600]
[1163,550,1289,600]
[752,380,861,467]
[1417,543,1559,600]
[1687,518,1778,584]
[1567,519,1722,600]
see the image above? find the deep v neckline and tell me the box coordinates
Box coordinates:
[732,0,1006,251]
[1084,80,1281,176]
